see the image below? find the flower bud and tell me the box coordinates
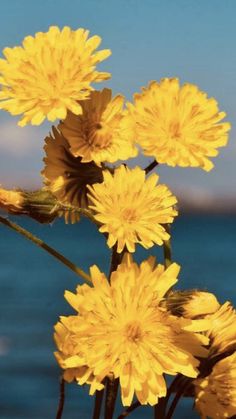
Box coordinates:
[0,187,60,223]
[165,290,220,319]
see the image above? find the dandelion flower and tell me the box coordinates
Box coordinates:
[59,88,137,165]
[42,126,103,213]
[54,317,104,394]
[195,352,236,418]
[54,256,210,406]
[207,301,236,358]
[87,165,178,253]
[127,78,230,171]
[0,26,111,126]
[165,290,220,319]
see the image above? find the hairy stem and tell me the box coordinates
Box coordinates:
[154,397,166,419]
[144,160,159,174]
[104,245,123,418]
[163,374,183,407]
[0,215,91,283]
[105,377,119,419]
[165,380,191,419]
[56,377,65,419]
[93,388,105,419]
[117,401,140,418]
[163,224,172,268]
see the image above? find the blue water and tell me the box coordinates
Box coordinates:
[0,215,235,419]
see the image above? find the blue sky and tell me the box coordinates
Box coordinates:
[0,0,235,198]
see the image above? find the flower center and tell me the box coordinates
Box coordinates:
[124,321,142,342]
[121,208,138,223]
[169,121,182,139]
[87,121,111,150]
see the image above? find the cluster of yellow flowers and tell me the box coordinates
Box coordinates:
[0,26,235,419]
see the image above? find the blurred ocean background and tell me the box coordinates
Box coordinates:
[0,214,235,419]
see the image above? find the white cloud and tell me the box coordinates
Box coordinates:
[0,119,49,156]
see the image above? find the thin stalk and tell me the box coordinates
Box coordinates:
[108,244,123,279]
[105,377,119,419]
[60,204,101,227]
[0,215,91,283]
[165,380,191,419]
[104,246,122,419]
[163,374,183,408]
[93,388,105,419]
[154,397,166,419]
[153,224,173,418]
[144,160,158,174]
[117,401,140,418]
[56,377,65,419]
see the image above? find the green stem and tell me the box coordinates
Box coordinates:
[162,374,183,408]
[154,397,166,419]
[93,388,105,419]
[60,204,100,227]
[165,380,191,419]
[56,377,65,419]
[144,159,159,174]
[105,377,119,419]
[0,215,91,284]
[104,246,123,419]
[117,401,140,418]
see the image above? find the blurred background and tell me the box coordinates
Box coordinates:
[0,1,235,418]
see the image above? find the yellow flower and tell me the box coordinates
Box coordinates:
[127,78,231,171]
[0,26,111,126]
[165,290,220,319]
[195,352,236,418]
[54,318,104,394]
[87,165,178,253]
[0,187,24,213]
[207,302,236,358]
[41,126,103,221]
[59,88,137,165]
[54,256,210,406]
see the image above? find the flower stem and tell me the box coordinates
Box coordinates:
[105,377,119,419]
[56,376,65,419]
[117,401,141,418]
[144,159,158,174]
[104,246,123,418]
[163,224,172,268]
[165,380,191,419]
[0,215,91,283]
[93,388,105,419]
[154,397,166,419]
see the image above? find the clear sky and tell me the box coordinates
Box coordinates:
[0,0,235,198]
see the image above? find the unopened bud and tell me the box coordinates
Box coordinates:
[0,187,60,223]
[165,290,220,319]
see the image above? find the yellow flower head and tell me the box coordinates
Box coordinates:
[195,352,236,418]
[207,302,236,358]
[0,26,111,126]
[127,78,231,171]
[54,317,104,394]
[59,88,137,165]
[54,256,210,406]
[165,290,220,319]
[41,126,103,220]
[87,165,178,253]
[0,187,24,213]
